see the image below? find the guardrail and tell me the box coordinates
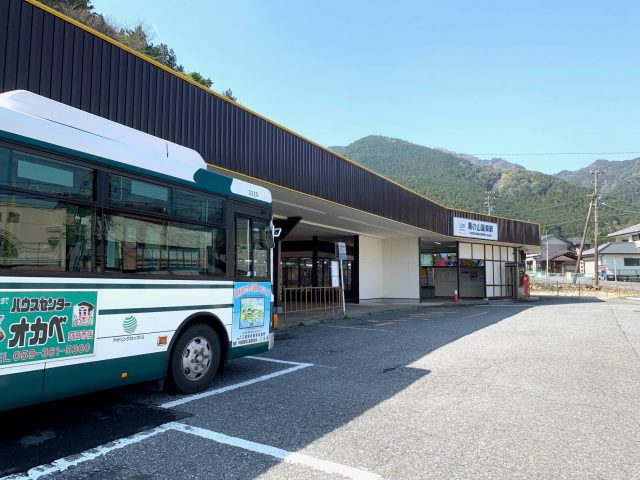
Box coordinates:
[528,273,594,286]
[527,271,640,284]
[529,274,640,296]
[283,286,343,326]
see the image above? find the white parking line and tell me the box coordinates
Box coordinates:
[160,358,313,409]
[483,303,523,307]
[1,423,175,480]
[3,422,381,480]
[245,356,307,366]
[174,424,382,480]
[315,324,389,332]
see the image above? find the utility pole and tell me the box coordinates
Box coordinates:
[545,227,549,279]
[484,190,496,216]
[591,169,605,288]
[572,198,593,284]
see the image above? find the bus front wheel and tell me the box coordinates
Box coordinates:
[168,323,221,393]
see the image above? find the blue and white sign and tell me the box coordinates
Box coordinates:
[231,282,271,349]
[453,216,498,241]
[337,242,348,260]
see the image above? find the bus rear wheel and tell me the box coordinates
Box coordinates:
[168,323,221,393]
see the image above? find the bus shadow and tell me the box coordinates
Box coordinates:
[0,391,190,477]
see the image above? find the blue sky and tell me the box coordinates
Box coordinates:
[91,0,639,174]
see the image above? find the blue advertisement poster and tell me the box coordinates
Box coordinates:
[231,282,271,349]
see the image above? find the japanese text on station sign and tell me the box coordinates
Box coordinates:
[453,216,498,241]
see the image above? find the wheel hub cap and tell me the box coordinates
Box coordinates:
[182,336,212,380]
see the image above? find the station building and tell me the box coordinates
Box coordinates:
[0,0,540,305]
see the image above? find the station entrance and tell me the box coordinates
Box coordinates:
[419,240,459,298]
[280,237,355,301]
[420,239,518,300]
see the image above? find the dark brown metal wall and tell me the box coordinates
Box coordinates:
[0,0,539,246]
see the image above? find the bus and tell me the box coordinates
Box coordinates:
[0,90,277,411]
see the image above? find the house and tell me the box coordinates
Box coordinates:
[567,236,593,255]
[526,234,578,274]
[581,223,640,279]
[608,223,640,242]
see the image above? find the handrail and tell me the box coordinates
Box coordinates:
[283,286,343,327]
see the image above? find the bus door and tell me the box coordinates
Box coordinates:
[229,205,273,358]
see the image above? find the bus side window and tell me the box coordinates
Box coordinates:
[235,217,271,279]
[236,217,251,277]
[0,194,95,272]
[252,220,269,277]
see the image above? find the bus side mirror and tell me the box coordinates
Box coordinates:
[262,226,275,249]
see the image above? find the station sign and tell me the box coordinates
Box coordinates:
[453,217,498,241]
[331,261,340,288]
[336,242,348,260]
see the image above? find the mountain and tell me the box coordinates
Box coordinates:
[328,145,345,153]
[338,135,640,238]
[556,158,640,206]
[435,148,525,170]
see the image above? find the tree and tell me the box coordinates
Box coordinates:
[145,43,183,72]
[39,1,238,105]
[40,0,118,39]
[40,0,94,11]
[118,25,150,53]
[222,89,237,102]
[185,72,213,89]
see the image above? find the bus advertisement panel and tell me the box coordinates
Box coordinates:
[0,291,98,367]
[232,282,271,353]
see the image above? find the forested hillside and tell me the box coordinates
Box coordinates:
[337,136,640,238]
[556,158,640,206]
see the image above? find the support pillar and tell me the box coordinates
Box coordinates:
[272,217,302,308]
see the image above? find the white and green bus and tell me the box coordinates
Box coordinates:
[0,91,277,411]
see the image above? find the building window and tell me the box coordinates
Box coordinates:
[623,258,640,266]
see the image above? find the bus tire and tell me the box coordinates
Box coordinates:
[168,323,221,394]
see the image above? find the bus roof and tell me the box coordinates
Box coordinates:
[0,90,271,204]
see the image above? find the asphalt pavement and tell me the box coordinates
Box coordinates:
[1,296,639,479]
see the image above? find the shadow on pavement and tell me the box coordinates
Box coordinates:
[0,303,535,479]
[536,295,606,305]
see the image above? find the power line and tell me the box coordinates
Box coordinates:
[540,210,624,228]
[504,198,586,215]
[466,152,640,156]
[344,151,640,156]
[600,202,640,215]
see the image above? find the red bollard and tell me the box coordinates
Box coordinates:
[453,289,460,302]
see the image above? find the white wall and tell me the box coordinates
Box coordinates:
[358,236,384,300]
[358,236,420,301]
[382,237,419,299]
